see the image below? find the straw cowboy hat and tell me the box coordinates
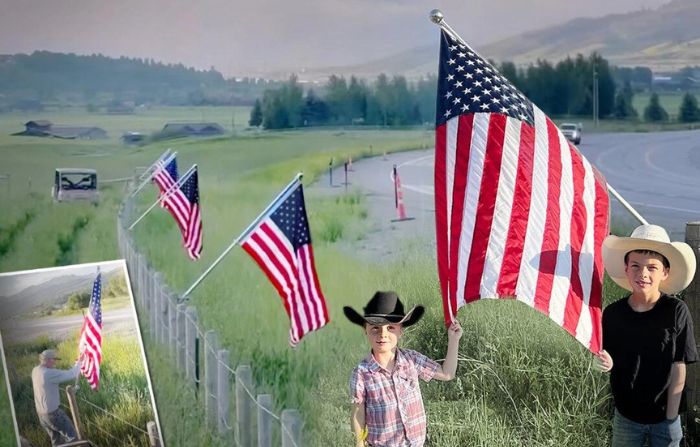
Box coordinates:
[602,224,697,294]
[343,291,425,327]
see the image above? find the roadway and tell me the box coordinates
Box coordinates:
[1,306,136,344]
[317,129,700,261]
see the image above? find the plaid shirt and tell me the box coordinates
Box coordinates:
[350,348,439,447]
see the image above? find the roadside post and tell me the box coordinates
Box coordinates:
[685,222,700,438]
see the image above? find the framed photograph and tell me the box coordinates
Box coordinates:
[0,260,163,447]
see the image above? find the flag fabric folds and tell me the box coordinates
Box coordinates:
[240,180,329,346]
[153,156,189,225]
[180,169,203,259]
[152,160,203,260]
[78,272,103,390]
[434,29,610,352]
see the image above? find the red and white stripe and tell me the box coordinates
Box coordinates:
[78,312,102,389]
[153,163,190,232]
[184,202,202,259]
[435,107,609,352]
[241,219,329,346]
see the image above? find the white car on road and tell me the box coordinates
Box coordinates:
[560,122,582,145]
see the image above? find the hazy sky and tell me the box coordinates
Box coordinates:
[0,0,671,77]
[0,260,123,297]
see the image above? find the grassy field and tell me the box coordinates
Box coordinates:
[631,90,698,122]
[0,106,690,446]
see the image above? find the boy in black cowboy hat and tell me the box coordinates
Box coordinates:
[344,291,462,447]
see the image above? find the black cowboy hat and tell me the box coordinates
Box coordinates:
[343,291,425,327]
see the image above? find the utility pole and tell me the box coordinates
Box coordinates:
[593,63,599,128]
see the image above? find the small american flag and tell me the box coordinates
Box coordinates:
[78,272,103,390]
[434,29,610,352]
[240,180,329,346]
[153,156,190,233]
[180,169,203,260]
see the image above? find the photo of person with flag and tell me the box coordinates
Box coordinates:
[0,260,162,447]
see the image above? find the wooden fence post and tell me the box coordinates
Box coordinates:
[148,268,157,336]
[159,284,168,344]
[685,222,700,438]
[205,330,219,428]
[257,394,273,447]
[152,272,161,343]
[65,385,84,440]
[177,303,187,372]
[236,364,253,447]
[147,421,161,447]
[281,409,302,447]
[169,294,178,359]
[185,307,198,385]
[218,349,231,436]
[139,254,147,310]
[133,253,141,300]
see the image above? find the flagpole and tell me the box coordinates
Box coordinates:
[180,172,303,300]
[75,268,100,388]
[429,9,649,227]
[128,164,197,230]
[129,150,176,198]
[138,149,172,182]
[606,184,649,225]
[75,307,85,388]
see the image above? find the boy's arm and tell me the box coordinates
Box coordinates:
[665,362,686,419]
[351,402,366,447]
[432,321,463,381]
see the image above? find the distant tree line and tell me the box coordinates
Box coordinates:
[252,53,700,129]
[252,54,618,129]
[249,74,437,129]
[0,51,277,107]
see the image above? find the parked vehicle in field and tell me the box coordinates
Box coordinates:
[560,122,582,145]
[52,168,98,203]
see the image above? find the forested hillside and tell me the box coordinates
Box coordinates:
[0,51,276,108]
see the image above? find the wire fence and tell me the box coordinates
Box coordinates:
[117,188,303,447]
[58,385,155,447]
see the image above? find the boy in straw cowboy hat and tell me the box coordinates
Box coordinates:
[344,291,462,447]
[595,224,697,447]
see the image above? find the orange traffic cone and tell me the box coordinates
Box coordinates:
[391,167,414,222]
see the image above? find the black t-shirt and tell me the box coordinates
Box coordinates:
[602,294,698,424]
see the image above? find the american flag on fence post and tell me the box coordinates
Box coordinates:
[240,180,329,346]
[153,154,177,206]
[153,162,203,260]
[434,29,610,353]
[78,272,103,390]
[180,168,203,259]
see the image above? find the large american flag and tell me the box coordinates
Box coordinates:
[240,180,329,346]
[78,272,103,390]
[434,30,609,352]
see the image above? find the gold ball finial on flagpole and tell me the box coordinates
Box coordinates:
[430,9,444,24]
